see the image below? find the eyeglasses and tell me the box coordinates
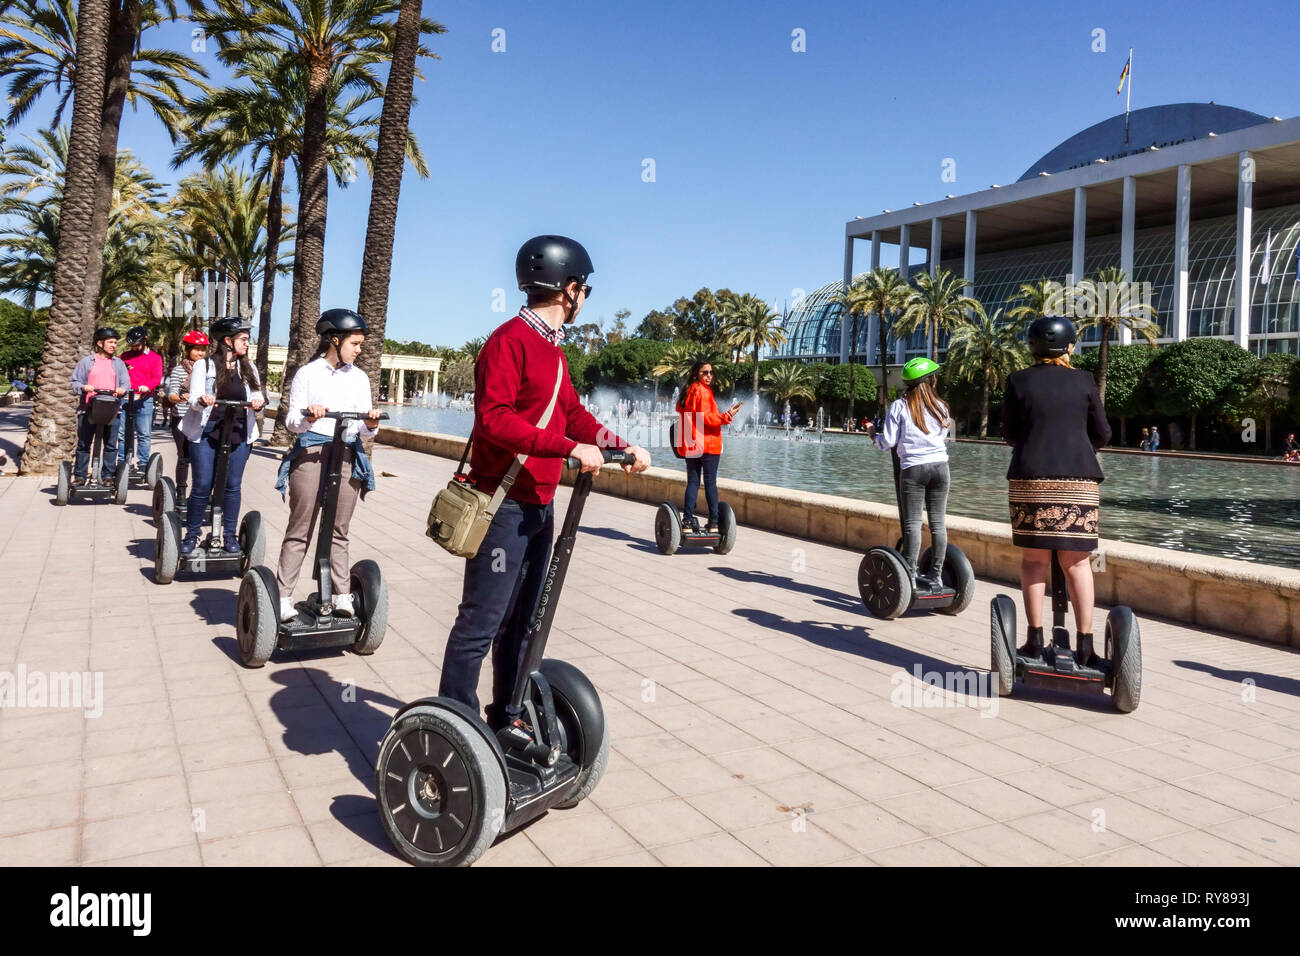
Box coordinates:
[701,370,713,377]
[580,284,592,299]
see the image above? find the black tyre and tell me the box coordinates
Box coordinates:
[238,511,265,577]
[153,476,175,525]
[713,501,737,555]
[55,462,71,506]
[654,501,681,556]
[991,595,1017,696]
[540,659,609,809]
[155,511,180,584]
[350,559,388,655]
[1106,606,1142,713]
[920,543,976,616]
[113,466,129,505]
[375,705,506,867]
[146,453,163,489]
[858,547,912,619]
[236,565,280,667]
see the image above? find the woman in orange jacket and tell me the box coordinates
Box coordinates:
[675,360,742,532]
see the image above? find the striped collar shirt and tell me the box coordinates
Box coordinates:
[519,306,565,346]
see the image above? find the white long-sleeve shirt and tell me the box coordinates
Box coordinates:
[872,397,950,470]
[284,356,378,443]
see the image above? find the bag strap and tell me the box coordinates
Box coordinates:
[484,360,564,513]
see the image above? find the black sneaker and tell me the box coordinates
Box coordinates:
[1077,632,1100,668]
[1017,626,1044,658]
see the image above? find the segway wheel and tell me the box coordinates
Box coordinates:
[540,659,610,809]
[113,466,129,505]
[55,462,71,506]
[858,548,912,619]
[350,559,388,655]
[236,566,280,667]
[375,705,506,867]
[145,453,163,489]
[713,502,738,555]
[990,595,1017,696]
[152,476,175,525]
[920,543,976,616]
[155,512,181,584]
[1106,606,1142,713]
[238,511,265,577]
[654,502,681,555]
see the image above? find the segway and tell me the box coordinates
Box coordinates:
[56,389,130,506]
[235,410,390,667]
[654,500,737,555]
[990,551,1141,712]
[119,391,160,490]
[375,447,633,866]
[857,448,974,619]
[151,431,202,525]
[154,399,265,584]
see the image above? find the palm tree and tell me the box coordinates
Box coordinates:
[722,293,786,411]
[355,0,444,406]
[944,306,1030,438]
[461,336,486,361]
[847,266,911,416]
[1005,278,1065,324]
[20,0,111,475]
[1070,266,1160,403]
[763,362,815,409]
[830,275,870,419]
[192,0,430,444]
[896,269,980,362]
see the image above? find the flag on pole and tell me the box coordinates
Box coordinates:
[1117,52,1131,95]
[1260,230,1272,285]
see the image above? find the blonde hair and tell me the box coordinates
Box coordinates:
[1039,354,1073,368]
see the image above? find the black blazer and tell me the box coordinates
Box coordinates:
[1002,363,1111,481]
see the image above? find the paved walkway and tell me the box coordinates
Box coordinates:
[0,404,1298,866]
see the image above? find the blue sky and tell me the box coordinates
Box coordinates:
[4,0,1299,347]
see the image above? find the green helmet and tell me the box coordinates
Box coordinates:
[901,357,940,385]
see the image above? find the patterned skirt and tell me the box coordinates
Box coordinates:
[1008,479,1100,551]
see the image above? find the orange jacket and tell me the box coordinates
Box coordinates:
[676,382,732,457]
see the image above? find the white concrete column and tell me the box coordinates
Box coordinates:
[840,235,854,364]
[1071,186,1087,284]
[1234,151,1253,349]
[896,225,910,364]
[963,211,976,297]
[396,367,406,405]
[929,218,943,354]
[1173,164,1191,341]
[866,231,882,365]
[1120,176,1136,344]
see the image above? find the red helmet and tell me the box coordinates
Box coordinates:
[182,330,210,346]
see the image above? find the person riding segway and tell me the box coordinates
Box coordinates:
[154,318,266,583]
[859,357,974,618]
[234,308,389,667]
[117,325,164,489]
[58,327,131,505]
[990,315,1141,711]
[153,329,210,523]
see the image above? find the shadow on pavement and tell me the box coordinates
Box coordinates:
[711,566,863,613]
[580,525,661,555]
[1173,659,1300,699]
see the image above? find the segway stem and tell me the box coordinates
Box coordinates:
[1050,551,1069,626]
[207,402,242,546]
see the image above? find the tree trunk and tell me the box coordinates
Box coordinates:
[751,343,759,409]
[273,53,332,446]
[846,312,857,422]
[979,360,990,438]
[79,0,142,344]
[1265,414,1272,454]
[22,0,112,475]
[1096,324,1111,403]
[1120,416,1127,446]
[355,0,422,412]
[1189,414,1197,450]
[877,313,889,415]
[254,153,286,388]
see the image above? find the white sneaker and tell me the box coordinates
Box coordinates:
[333,593,354,618]
[279,596,297,623]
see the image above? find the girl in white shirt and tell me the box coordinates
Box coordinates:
[274,309,382,622]
[864,357,952,593]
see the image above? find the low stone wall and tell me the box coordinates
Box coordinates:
[375,427,1300,646]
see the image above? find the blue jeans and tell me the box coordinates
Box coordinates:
[438,498,554,727]
[116,395,153,468]
[75,413,119,480]
[684,452,720,523]
[185,424,251,539]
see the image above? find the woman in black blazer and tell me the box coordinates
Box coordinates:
[1002,316,1111,663]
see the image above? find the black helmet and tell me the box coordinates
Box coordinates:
[126,325,148,344]
[515,235,594,292]
[316,308,368,335]
[93,326,119,344]
[209,317,251,342]
[1027,316,1077,359]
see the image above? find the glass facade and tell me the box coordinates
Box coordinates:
[782,203,1300,361]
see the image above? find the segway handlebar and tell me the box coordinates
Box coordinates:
[296,410,389,421]
[212,398,257,408]
[564,447,637,470]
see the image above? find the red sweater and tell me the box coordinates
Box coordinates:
[468,315,626,505]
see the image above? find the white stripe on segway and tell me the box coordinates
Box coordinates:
[412,823,420,843]
[449,813,463,829]
[451,786,467,793]
[387,771,402,782]
[399,740,411,760]
[392,803,406,814]
[442,751,454,768]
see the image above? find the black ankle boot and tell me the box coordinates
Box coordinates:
[1018,626,1044,657]
[1077,632,1098,667]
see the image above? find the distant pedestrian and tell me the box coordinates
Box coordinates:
[1138,427,1150,451]
[1149,425,1160,452]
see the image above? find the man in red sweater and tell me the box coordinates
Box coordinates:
[439,236,650,731]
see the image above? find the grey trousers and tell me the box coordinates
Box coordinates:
[275,445,362,598]
[900,460,950,578]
